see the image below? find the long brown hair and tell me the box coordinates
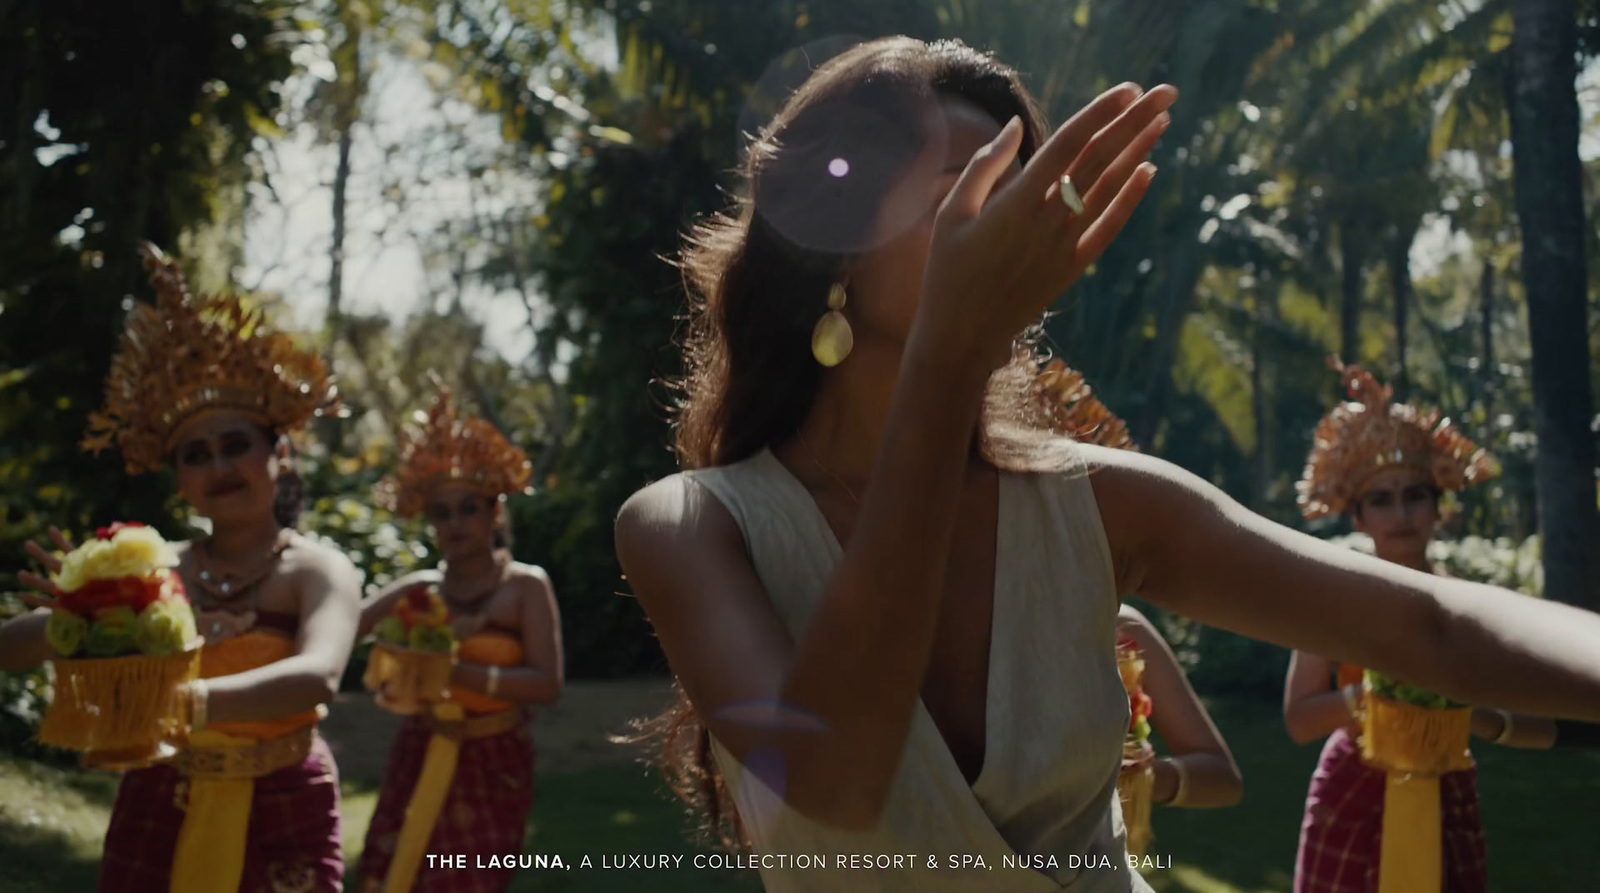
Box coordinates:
[635,36,1071,848]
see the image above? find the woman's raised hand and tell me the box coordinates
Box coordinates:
[16,526,76,609]
[917,82,1178,369]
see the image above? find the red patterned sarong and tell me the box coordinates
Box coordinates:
[99,732,344,892]
[1294,727,1487,893]
[357,716,535,893]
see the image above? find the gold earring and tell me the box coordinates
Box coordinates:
[811,283,854,367]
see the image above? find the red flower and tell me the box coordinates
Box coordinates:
[159,572,189,604]
[55,572,170,615]
[1130,689,1154,721]
[94,522,149,540]
[395,585,448,629]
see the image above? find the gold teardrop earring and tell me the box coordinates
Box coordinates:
[810,282,854,367]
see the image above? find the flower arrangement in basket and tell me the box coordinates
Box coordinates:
[1359,669,1474,776]
[1116,634,1156,857]
[363,585,458,714]
[37,524,201,770]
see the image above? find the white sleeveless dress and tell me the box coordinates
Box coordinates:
[686,448,1153,892]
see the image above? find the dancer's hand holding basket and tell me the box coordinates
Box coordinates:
[35,524,201,770]
[363,585,458,714]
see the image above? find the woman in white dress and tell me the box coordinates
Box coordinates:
[614,36,1600,892]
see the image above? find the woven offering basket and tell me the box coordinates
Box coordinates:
[40,643,201,770]
[1118,739,1155,857]
[364,641,455,714]
[1359,690,1473,776]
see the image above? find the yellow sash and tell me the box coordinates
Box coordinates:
[170,630,317,893]
[383,701,465,893]
[379,632,525,892]
[1378,774,1442,893]
[170,728,256,893]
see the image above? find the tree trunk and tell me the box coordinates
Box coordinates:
[1480,256,1496,445]
[1508,0,1599,608]
[322,5,364,453]
[1388,227,1414,399]
[328,123,353,338]
[1339,219,1367,364]
[1252,280,1278,509]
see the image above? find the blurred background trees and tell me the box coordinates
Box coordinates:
[5,0,1599,718]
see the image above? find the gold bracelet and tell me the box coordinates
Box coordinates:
[189,679,210,734]
[486,665,501,699]
[1491,708,1515,745]
[1159,756,1189,807]
[1341,683,1362,720]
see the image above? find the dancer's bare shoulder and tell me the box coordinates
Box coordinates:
[616,473,748,573]
[616,473,792,750]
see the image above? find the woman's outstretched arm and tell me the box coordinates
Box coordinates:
[1119,604,1242,807]
[1091,447,1600,723]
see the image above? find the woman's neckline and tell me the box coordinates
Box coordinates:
[754,446,1007,791]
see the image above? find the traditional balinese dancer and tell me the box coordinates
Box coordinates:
[356,384,563,893]
[1,244,360,893]
[1286,360,1556,893]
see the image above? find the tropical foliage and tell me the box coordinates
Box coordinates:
[4,1,1599,730]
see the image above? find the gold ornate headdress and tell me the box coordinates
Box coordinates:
[83,244,339,474]
[1035,359,1138,450]
[1297,358,1495,520]
[379,384,533,518]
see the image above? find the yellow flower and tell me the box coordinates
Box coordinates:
[53,526,179,593]
[85,606,140,657]
[46,610,88,657]
[136,599,197,656]
[52,540,108,594]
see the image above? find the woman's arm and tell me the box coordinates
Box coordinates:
[355,570,438,640]
[619,352,991,830]
[0,608,52,672]
[203,542,363,725]
[1091,447,1600,721]
[1283,650,1358,745]
[1119,605,1242,808]
[450,568,563,706]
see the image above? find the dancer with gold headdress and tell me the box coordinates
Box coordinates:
[0,244,361,892]
[355,384,563,893]
[1286,359,1556,893]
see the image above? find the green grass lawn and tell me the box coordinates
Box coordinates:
[4,698,1596,893]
